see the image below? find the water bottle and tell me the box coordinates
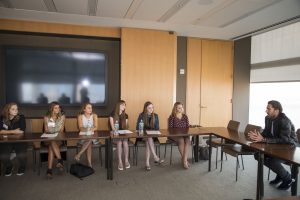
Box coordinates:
[86,123,92,135]
[114,120,119,135]
[138,119,144,135]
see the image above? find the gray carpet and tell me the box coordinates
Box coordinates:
[0,146,295,200]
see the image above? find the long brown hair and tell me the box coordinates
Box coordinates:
[113,100,127,129]
[46,101,63,119]
[142,101,155,128]
[1,102,20,126]
[171,102,183,117]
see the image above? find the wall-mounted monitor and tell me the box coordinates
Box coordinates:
[4,47,107,106]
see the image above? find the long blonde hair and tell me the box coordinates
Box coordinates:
[46,101,63,119]
[1,102,20,126]
[170,102,183,117]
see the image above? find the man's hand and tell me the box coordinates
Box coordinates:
[248,129,264,142]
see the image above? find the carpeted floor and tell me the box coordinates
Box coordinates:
[0,146,295,200]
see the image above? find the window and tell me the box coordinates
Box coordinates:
[249,82,300,129]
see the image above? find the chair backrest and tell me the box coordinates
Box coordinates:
[97,118,109,131]
[227,120,240,132]
[31,118,44,133]
[25,118,33,132]
[296,129,300,142]
[65,118,79,132]
[243,124,262,139]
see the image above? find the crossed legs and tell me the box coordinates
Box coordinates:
[75,140,93,167]
[145,137,161,168]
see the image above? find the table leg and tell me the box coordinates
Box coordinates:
[208,134,212,171]
[106,138,113,180]
[194,136,199,162]
[105,139,108,169]
[291,164,298,196]
[256,152,264,200]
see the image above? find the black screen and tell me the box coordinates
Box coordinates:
[5,47,107,105]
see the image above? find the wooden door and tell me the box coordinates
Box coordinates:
[200,40,233,126]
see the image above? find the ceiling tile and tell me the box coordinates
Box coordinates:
[167,0,224,24]
[10,0,47,11]
[195,0,281,27]
[53,0,88,15]
[96,0,132,18]
[133,0,179,21]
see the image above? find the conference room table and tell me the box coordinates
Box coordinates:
[205,127,300,200]
[0,131,112,179]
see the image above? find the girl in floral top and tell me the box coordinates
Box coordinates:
[43,101,65,178]
[168,102,190,169]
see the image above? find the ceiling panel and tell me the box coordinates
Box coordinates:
[96,0,132,18]
[167,0,224,24]
[195,0,281,27]
[9,0,47,11]
[53,0,88,15]
[133,0,179,21]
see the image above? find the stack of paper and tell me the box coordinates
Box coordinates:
[146,130,161,135]
[79,131,94,136]
[41,132,58,138]
[117,130,133,134]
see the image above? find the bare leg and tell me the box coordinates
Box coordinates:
[75,140,92,161]
[183,137,191,168]
[145,141,151,167]
[147,138,159,161]
[86,143,92,167]
[123,140,129,164]
[48,145,54,169]
[116,140,123,169]
[176,138,184,158]
[50,141,61,160]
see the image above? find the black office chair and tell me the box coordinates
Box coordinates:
[220,124,261,181]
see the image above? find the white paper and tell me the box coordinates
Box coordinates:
[146,130,161,135]
[41,132,58,138]
[117,130,133,134]
[79,131,94,136]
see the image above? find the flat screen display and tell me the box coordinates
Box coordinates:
[4,47,107,105]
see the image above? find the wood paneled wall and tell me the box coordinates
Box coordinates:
[121,28,177,129]
[0,19,120,38]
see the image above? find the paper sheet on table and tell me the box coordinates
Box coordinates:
[117,130,133,134]
[146,130,161,135]
[79,131,94,136]
[41,132,58,138]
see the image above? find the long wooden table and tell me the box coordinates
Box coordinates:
[2,127,297,199]
[204,127,300,200]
